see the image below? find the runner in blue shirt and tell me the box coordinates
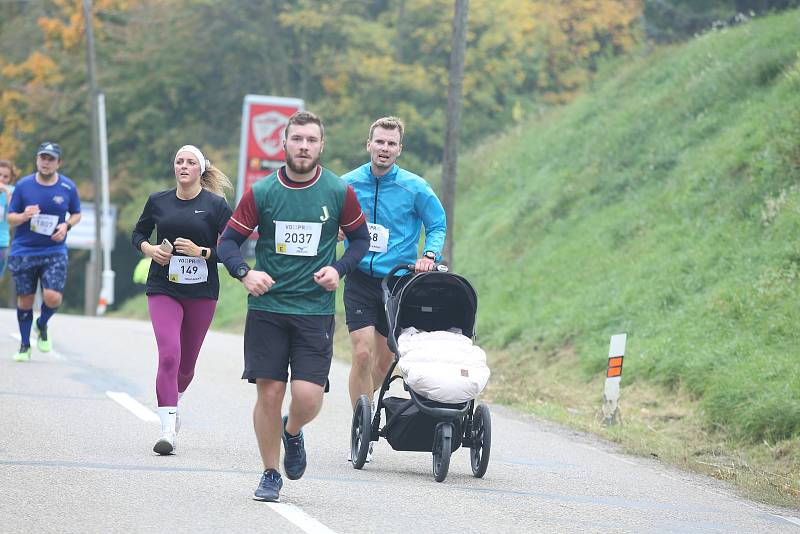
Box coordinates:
[7,142,81,362]
[341,117,446,461]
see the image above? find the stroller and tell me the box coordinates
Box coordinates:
[350,264,492,482]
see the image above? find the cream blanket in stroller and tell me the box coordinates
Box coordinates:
[396,327,490,404]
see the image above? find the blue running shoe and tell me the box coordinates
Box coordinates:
[282,415,307,480]
[253,469,283,502]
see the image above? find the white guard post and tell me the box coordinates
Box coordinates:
[602,333,627,426]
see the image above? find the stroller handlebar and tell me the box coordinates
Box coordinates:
[381,263,449,292]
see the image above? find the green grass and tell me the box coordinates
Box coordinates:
[455,11,800,437]
[449,10,800,505]
[113,10,800,507]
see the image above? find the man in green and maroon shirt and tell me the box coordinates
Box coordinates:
[218,111,369,502]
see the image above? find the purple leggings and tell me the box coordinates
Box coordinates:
[147,294,217,407]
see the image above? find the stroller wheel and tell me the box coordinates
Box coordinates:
[470,403,491,478]
[432,422,453,483]
[350,395,372,469]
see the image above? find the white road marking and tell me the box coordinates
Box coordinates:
[266,502,338,534]
[106,391,159,423]
[8,332,64,360]
[774,515,800,526]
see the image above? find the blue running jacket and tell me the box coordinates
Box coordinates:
[342,163,446,278]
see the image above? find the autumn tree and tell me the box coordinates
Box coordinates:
[532,0,643,103]
[0,0,131,170]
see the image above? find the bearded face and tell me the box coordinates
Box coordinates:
[285,150,320,175]
[283,123,324,178]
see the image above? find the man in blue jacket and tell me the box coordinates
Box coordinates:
[341,116,446,459]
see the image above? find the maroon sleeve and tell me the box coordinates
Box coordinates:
[225,188,259,236]
[340,185,366,230]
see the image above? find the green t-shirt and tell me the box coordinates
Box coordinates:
[249,167,347,315]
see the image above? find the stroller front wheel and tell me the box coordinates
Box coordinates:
[470,403,491,478]
[351,395,372,469]
[432,422,453,482]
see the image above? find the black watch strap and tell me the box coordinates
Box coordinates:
[423,250,436,260]
[235,264,250,279]
[66,222,72,232]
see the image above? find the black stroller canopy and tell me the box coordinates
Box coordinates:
[388,271,478,340]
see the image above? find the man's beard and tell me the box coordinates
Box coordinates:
[38,170,56,180]
[286,152,319,175]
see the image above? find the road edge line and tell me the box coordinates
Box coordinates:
[106,391,159,423]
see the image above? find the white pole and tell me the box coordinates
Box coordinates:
[97,92,114,313]
[602,333,627,425]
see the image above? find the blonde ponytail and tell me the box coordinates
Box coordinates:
[201,161,233,197]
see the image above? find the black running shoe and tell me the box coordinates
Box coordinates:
[253,469,283,502]
[282,415,307,480]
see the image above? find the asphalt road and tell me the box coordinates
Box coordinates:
[1,310,798,533]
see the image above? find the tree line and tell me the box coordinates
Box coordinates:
[0,0,796,308]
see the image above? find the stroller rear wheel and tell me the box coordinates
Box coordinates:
[351,395,372,469]
[470,403,491,478]
[432,422,453,482]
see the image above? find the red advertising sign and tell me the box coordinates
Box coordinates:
[237,95,304,202]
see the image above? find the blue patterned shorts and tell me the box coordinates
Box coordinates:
[8,253,69,295]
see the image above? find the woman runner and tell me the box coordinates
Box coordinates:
[132,145,232,455]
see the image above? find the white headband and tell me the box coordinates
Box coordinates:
[176,145,206,174]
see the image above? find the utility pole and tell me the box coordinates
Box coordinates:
[83,0,103,316]
[440,0,468,268]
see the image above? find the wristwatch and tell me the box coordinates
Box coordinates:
[200,247,209,258]
[234,264,250,280]
[66,222,72,232]
[423,251,436,261]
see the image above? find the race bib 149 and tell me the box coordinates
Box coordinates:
[168,256,209,284]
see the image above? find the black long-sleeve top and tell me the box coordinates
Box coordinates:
[131,188,232,300]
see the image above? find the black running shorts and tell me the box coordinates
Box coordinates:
[343,269,399,338]
[242,309,334,386]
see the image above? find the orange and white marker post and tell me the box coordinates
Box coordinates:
[602,333,627,425]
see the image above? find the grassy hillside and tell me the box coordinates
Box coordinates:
[115,10,800,506]
[451,10,800,504]
[456,10,800,437]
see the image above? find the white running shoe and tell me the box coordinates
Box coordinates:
[153,431,176,455]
